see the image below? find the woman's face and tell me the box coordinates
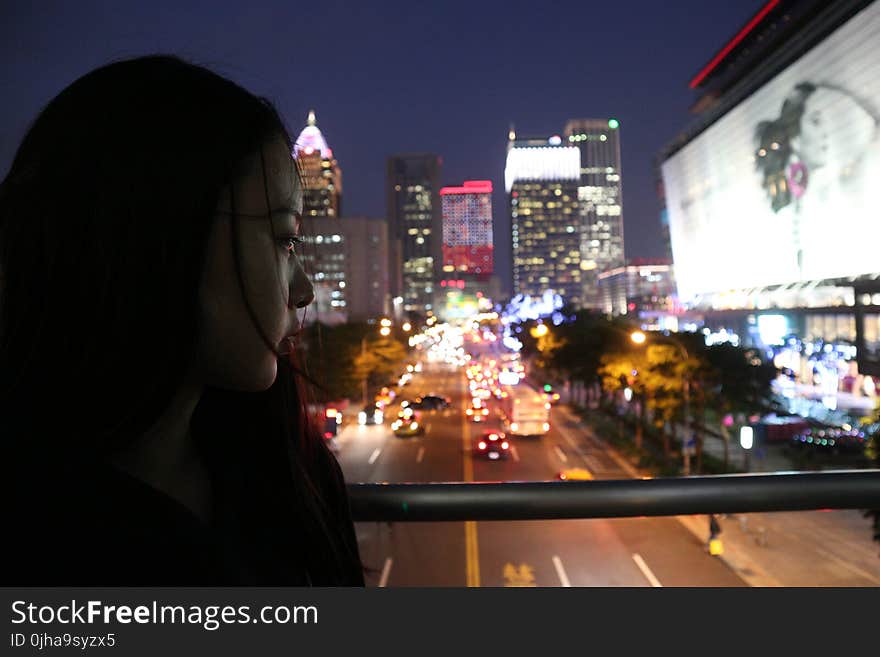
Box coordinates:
[797,87,876,171]
[196,136,314,391]
[798,93,831,169]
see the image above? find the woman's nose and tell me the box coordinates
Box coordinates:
[289,271,315,309]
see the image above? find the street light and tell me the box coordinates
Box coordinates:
[631,330,693,476]
[740,425,754,472]
[531,323,549,338]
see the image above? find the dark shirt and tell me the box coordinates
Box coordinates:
[6,448,364,586]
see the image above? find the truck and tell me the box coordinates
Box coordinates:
[499,385,551,437]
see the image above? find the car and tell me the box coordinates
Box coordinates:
[556,468,594,481]
[391,418,424,437]
[465,400,490,422]
[475,431,509,460]
[358,404,384,425]
[411,394,450,410]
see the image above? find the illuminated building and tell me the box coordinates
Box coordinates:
[338,216,390,321]
[596,259,676,320]
[386,154,442,318]
[505,131,582,306]
[563,118,625,309]
[294,110,341,218]
[300,215,390,323]
[659,0,880,393]
[294,110,346,323]
[438,180,497,320]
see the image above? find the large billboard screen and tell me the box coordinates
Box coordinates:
[662,2,880,303]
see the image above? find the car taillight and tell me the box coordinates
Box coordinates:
[482,408,488,415]
[466,409,473,415]
[324,432,333,439]
[478,441,487,450]
[543,422,550,431]
[501,441,509,449]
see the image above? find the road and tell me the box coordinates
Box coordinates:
[335,360,748,587]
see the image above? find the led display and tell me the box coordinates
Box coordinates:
[662,2,880,303]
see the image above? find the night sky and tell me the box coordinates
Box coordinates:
[1,0,766,292]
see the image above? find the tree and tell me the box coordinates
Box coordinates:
[352,337,408,396]
[700,343,778,469]
[301,321,409,402]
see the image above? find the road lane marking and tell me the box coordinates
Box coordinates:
[552,556,571,587]
[510,444,520,462]
[378,557,393,588]
[503,562,536,587]
[553,445,568,463]
[416,447,425,463]
[368,448,381,465]
[462,370,480,587]
[583,454,602,472]
[466,521,480,587]
[632,553,662,587]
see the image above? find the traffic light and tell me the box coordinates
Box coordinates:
[543,384,552,393]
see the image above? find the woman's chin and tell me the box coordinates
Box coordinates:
[214,360,278,393]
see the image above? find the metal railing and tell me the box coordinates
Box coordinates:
[348,470,880,522]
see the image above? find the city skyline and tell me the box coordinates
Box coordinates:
[0,0,770,295]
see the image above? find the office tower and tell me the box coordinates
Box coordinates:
[294,111,345,323]
[596,258,675,318]
[564,118,625,308]
[504,131,582,306]
[386,154,442,318]
[438,180,495,319]
[340,216,391,320]
[294,110,342,218]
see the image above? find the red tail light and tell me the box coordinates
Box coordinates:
[323,432,333,439]
[478,441,487,450]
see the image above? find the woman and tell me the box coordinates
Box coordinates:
[1,55,364,585]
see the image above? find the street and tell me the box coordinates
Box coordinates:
[336,361,753,586]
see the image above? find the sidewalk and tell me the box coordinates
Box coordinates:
[557,404,880,586]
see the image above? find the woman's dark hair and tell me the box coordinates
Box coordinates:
[0,55,361,584]
[754,83,816,212]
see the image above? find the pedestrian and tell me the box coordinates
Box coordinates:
[709,514,721,540]
[708,514,723,555]
[2,55,364,585]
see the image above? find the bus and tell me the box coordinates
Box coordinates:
[499,385,551,437]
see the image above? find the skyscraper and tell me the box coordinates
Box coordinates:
[505,130,582,306]
[294,110,342,218]
[294,111,346,323]
[340,216,391,321]
[438,180,496,319]
[564,118,625,308]
[386,154,442,318]
[440,180,494,276]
